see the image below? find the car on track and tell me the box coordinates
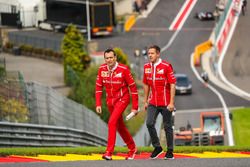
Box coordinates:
[195,11,215,21]
[175,73,192,95]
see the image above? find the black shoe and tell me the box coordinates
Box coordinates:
[150,147,163,159]
[164,150,174,160]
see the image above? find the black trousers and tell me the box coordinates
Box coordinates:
[146,104,173,150]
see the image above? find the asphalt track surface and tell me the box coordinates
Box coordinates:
[0,158,250,167]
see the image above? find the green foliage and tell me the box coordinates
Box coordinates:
[19,44,63,61]
[19,44,33,53]
[113,47,129,66]
[65,65,80,86]
[4,42,14,49]
[32,47,43,55]
[61,24,91,84]
[0,97,29,123]
[116,15,125,23]
[68,66,109,123]
[44,48,54,57]
[0,67,6,79]
[232,108,250,146]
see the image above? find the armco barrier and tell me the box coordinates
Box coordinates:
[0,122,107,147]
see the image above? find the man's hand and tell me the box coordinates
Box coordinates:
[144,102,148,112]
[96,106,102,114]
[167,103,175,112]
[126,109,139,121]
[131,109,138,115]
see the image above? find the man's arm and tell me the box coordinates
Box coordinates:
[125,68,138,111]
[167,83,176,112]
[165,63,176,112]
[143,84,150,112]
[95,68,103,114]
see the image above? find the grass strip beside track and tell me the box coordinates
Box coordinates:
[1,146,250,157]
[232,108,250,146]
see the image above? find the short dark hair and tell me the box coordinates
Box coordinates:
[148,45,161,53]
[104,48,116,57]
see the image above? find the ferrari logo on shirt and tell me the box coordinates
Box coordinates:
[145,68,151,73]
[101,71,109,77]
[157,69,164,74]
[114,72,122,78]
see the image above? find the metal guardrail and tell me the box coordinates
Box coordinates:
[0,122,107,147]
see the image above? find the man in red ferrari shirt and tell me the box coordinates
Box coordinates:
[143,45,176,160]
[95,48,138,160]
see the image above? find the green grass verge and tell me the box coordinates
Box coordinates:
[0,146,250,157]
[232,107,250,146]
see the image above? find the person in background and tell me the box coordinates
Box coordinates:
[143,45,176,160]
[134,0,142,13]
[201,71,209,87]
[95,48,138,160]
[242,0,247,15]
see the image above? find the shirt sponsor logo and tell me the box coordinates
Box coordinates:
[101,71,109,77]
[155,77,165,80]
[103,80,122,84]
[114,72,122,78]
[157,69,164,74]
[145,68,151,73]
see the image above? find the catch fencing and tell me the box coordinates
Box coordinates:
[8,31,62,52]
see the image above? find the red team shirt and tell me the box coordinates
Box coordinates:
[143,59,176,107]
[96,62,138,110]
